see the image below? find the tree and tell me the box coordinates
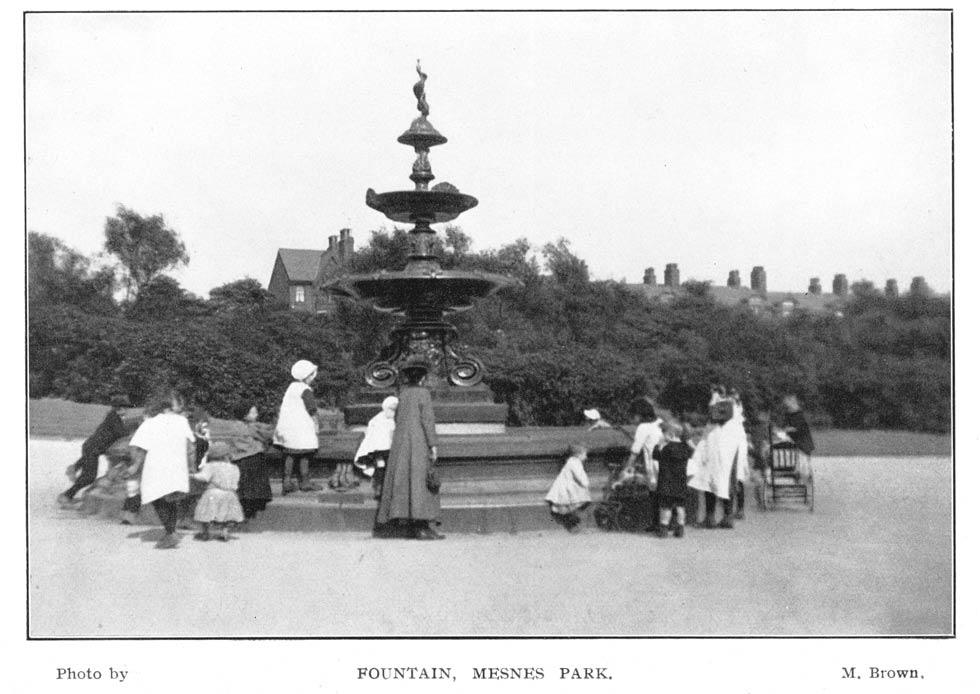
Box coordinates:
[443,225,472,258]
[208,278,284,311]
[542,238,589,285]
[126,276,209,320]
[850,279,879,298]
[681,279,713,299]
[103,205,189,300]
[28,232,116,314]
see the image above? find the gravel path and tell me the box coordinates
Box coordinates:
[28,439,951,637]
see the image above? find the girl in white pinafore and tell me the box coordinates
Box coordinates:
[273,360,322,494]
[545,445,593,532]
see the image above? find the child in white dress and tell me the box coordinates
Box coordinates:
[274,359,323,494]
[353,396,398,499]
[545,445,592,532]
[192,442,244,541]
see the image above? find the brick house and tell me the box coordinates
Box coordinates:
[268,229,354,314]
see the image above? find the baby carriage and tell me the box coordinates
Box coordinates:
[593,460,657,532]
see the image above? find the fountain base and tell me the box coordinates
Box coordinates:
[344,384,508,434]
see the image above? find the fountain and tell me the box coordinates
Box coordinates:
[326,62,520,433]
[89,64,631,533]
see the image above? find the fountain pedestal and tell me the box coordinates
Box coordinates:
[343,384,507,434]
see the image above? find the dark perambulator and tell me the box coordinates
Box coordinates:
[593,460,657,532]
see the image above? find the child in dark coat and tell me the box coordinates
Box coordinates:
[58,395,131,508]
[650,422,693,538]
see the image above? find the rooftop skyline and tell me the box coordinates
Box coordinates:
[26,11,952,297]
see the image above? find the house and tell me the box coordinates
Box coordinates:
[629,264,847,317]
[268,229,354,314]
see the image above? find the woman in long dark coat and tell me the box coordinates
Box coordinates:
[373,358,443,540]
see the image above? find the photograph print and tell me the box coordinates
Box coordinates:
[25,9,952,639]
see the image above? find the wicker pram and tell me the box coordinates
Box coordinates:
[593,460,657,532]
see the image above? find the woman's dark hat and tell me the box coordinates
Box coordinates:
[400,355,430,374]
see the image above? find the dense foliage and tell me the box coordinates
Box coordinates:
[27,226,951,432]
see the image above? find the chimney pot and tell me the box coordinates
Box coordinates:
[832,273,848,297]
[341,229,354,261]
[909,276,930,295]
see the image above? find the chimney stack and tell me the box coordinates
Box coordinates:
[884,278,898,297]
[339,228,353,260]
[832,273,848,297]
[328,235,338,253]
[643,267,657,285]
[808,277,822,295]
[750,266,767,294]
[664,263,680,289]
[727,270,741,288]
[910,276,930,295]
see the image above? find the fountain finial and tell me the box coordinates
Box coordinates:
[413,59,430,117]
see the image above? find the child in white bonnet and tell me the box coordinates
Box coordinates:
[353,396,398,499]
[273,359,323,494]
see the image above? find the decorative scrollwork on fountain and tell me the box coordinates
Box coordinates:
[447,354,485,387]
[365,361,399,389]
[363,321,486,388]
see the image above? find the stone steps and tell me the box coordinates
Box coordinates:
[74,475,614,534]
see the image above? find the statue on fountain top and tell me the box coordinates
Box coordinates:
[413,60,430,117]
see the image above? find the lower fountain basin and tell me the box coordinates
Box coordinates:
[326,268,520,314]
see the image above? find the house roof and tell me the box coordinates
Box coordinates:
[276,248,325,283]
[627,283,844,311]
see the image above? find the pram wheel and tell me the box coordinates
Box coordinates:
[617,509,642,532]
[594,504,617,531]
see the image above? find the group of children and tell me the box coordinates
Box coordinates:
[547,389,814,537]
[58,361,811,547]
[57,358,402,549]
[546,397,695,537]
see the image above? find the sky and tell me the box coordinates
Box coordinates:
[25,10,952,297]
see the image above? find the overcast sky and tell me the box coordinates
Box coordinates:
[25,10,952,296]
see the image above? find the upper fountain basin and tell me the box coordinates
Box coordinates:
[366,188,479,224]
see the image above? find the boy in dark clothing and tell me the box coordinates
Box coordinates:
[782,395,815,481]
[58,395,131,508]
[783,396,815,454]
[649,422,693,538]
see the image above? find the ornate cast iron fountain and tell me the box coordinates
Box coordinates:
[325,62,519,389]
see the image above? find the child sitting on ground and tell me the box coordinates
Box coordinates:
[352,396,398,499]
[649,422,694,538]
[191,442,245,542]
[545,444,592,532]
